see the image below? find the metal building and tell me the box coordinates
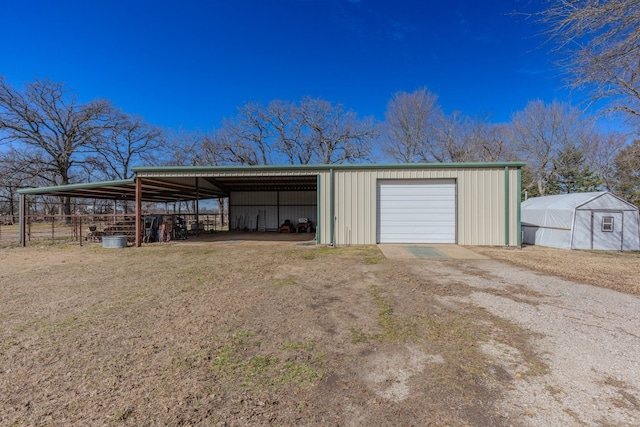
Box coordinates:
[18,162,524,247]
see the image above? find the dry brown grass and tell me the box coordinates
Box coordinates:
[470,245,640,296]
[0,240,546,426]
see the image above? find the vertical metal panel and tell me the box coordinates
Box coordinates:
[317,171,332,245]
[278,206,317,226]
[504,167,510,246]
[319,166,521,246]
[279,191,316,205]
[230,190,317,231]
[333,169,377,246]
[460,167,505,246]
[231,191,277,205]
[516,167,522,246]
[316,174,321,244]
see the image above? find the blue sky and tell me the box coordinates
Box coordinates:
[1,0,572,131]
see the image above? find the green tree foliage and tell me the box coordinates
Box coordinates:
[613,139,640,206]
[547,144,602,194]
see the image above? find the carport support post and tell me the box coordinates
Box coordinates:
[195,178,200,236]
[135,177,142,247]
[19,193,26,247]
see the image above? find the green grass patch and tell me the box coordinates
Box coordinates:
[349,327,369,344]
[211,333,324,389]
[369,285,416,342]
[277,361,321,386]
[275,277,297,288]
[279,341,316,352]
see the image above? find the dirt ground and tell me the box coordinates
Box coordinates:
[1,238,639,426]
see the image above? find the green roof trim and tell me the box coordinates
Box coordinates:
[18,179,135,195]
[132,161,525,174]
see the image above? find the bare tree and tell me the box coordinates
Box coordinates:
[199,130,227,166]
[511,100,591,196]
[466,121,514,162]
[266,99,309,164]
[432,111,476,163]
[0,148,40,219]
[226,102,272,165]
[299,97,375,164]
[581,129,628,189]
[381,88,442,163]
[539,0,640,127]
[0,77,112,215]
[89,111,163,180]
[161,129,206,167]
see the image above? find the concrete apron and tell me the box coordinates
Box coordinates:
[377,244,489,260]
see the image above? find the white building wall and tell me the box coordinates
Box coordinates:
[622,210,640,250]
[571,209,592,249]
[230,190,317,231]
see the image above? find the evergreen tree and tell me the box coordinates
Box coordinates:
[613,139,640,207]
[548,144,602,194]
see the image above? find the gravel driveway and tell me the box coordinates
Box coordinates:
[407,258,640,426]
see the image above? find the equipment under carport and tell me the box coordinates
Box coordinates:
[173,217,188,240]
[143,215,160,243]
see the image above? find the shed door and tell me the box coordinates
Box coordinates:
[591,211,623,250]
[377,179,456,243]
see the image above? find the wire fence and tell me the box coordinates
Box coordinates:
[0,213,225,247]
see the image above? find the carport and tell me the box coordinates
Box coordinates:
[17,166,321,247]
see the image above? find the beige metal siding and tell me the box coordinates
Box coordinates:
[137,164,521,246]
[317,171,332,244]
[333,170,376,246]
[326,167,520,246]
[457,168,504,245]
[508,167,520,246]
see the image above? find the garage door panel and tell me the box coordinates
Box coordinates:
[377,179,456,244]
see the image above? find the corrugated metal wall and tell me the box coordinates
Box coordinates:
[230,191,317,231]
[137,164,521,246]
[319,167,520,246]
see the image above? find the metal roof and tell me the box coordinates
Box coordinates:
[17,174,319,202]
[18,162,524,202]
[17,178,224,202]
[132,161,525,174]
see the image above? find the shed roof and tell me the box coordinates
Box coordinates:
[522,192,605,212]
[521,191,638,229]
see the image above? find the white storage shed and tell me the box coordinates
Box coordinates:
[521,192,640,251]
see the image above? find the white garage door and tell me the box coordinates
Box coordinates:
[377,179,456,243]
